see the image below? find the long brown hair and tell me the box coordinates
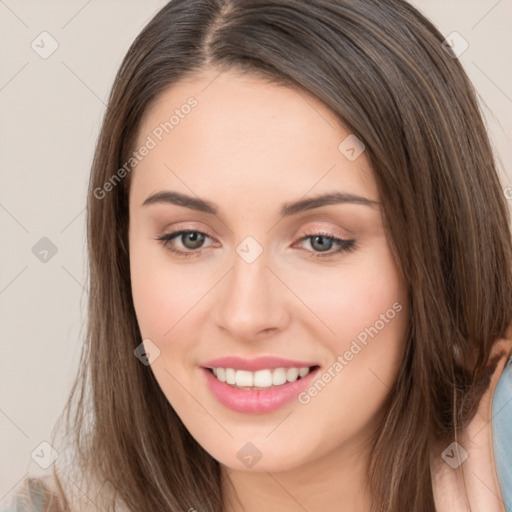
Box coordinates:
[10,1,512,511]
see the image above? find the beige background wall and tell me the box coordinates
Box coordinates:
[1,0,511,500]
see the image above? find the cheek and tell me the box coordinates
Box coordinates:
[130,246,171,338]
[129,243,205,401]
[290,263,407,457]
[332,264,406,355]
[283,241,406,352]
[129,240,211,340]
[290,242,408,412]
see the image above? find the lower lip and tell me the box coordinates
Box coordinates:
[201,367,320,414]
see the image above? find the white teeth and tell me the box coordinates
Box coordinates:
[253,369,273,387]
[226,368,236,385]
[286,367,299,381]
[210,366,314,388]
[298,366,310,377]
[235,370,253,387]
[272,367,287,386]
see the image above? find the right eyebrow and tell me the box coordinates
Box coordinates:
[142,190,217,214]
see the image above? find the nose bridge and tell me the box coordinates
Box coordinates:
[214,245,287,338]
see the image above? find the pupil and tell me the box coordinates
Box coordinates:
[184,232,204,249]
[312,235,332,252]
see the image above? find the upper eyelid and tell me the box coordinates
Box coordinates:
[159,228,216,242]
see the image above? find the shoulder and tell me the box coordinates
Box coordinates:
[0,475,59,512]
[1,471,127,512]
[492,356,512,511]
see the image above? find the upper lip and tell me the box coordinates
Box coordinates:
[201,356,319,372]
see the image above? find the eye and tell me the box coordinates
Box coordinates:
[156,230,216,258]
[295,231,356,258]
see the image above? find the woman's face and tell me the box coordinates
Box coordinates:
[128,68,409,473]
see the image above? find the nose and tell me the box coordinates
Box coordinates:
[213,249,290,341]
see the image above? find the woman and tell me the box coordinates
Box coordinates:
[4,0,512,511]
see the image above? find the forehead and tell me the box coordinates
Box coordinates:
[130,68,378,208]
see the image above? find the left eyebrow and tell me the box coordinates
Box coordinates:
[280,192,379,216]
[141,190,379,216]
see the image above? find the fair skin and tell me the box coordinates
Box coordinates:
[128,68,409,511]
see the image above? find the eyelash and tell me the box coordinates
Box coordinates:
[155,229,356,259]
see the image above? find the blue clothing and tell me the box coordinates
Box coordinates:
[492,357,512,512]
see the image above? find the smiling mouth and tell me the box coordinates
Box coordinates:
[206,365,320,390]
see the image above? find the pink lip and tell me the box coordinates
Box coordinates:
[201,365,321,414]
[201,356,318,372]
